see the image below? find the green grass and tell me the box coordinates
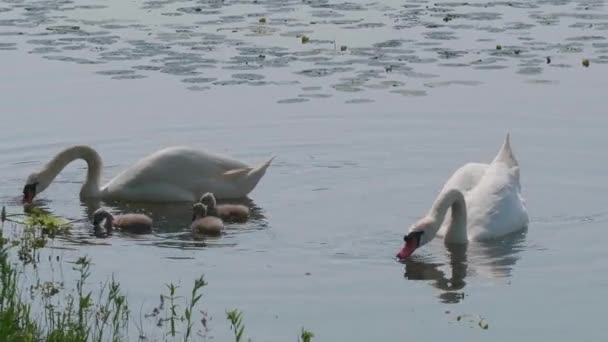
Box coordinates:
[0,208,315,341]
[226,309,246,342]
[300,328,315,342]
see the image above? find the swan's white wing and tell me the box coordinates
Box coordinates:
[101,147,258,201]
[436,162,489,237]
[438,134,528,240]
[466,133,527,239]
[439,162,489,195]
[465,162,528,240]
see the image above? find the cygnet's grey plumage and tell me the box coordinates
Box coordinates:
[191,203,224,236]
[199,192,249,223]
[93,208,152,235]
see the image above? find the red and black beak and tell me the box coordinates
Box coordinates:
[396,231,424,260]
[22,183,37,205]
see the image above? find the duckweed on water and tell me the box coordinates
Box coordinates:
[24,207,71,238]
[583,59,590,67]
[301,35,310,44]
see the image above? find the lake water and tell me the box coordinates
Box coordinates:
[1,0,608,340]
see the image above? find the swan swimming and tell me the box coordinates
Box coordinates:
[191,203,224,236]
[22,145,274,204]
[93,208,153,235]
[199,192,249,223]
[397,133,529,260]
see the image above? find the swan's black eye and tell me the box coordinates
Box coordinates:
[404,231,424,245]
[23,182,38,196]
[413,231,424,246]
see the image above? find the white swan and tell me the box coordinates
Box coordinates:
[397,133,529,260]
[22,145,274,203]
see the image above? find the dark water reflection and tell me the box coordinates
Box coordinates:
[401,230,527,304]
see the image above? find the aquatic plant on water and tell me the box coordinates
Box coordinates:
[0,208,314,341]
[300,328,315,342]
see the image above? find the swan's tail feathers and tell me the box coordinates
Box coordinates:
[221,167,251,180]
[221,156,275,193]
[250,155,275,177]
[493,132,518,168]
[221,156,275,178]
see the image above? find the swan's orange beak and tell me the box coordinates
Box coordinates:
[397,231,423,260]
[396,239,418,260]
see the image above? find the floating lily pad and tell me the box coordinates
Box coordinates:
[96,69,135,76]
[277,98,309,104]
[298,93,332,98]
[296,67,354,77]
[517,66,543,75]
[182,77,218,83]
[424,80,483,88]
[46,25,80,33]
[345,98,374,104]
[232,73,265,81]
[391,89,427,97]
[111,74,147,80]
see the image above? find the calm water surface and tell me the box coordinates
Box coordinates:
[1,0,608,340]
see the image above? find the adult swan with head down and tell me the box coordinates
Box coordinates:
[397,134,529,260]
[22,145,274,204]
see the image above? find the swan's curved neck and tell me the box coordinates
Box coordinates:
[428,188,468,243]
[41,145,103,198]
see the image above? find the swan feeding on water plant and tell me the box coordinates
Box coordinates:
[191,203,224,236]
[93,208,153,235]
[22,145,274,204]
[397,133,529,260]
[199,192,249,223]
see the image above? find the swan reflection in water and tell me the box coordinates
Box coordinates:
[401,230,527,304]
[79,197,269,247]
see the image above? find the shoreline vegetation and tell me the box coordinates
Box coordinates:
[0,206,314,341]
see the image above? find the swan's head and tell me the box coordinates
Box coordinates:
[192,203,207,221]
[396,217,437,260]
[93,208,113,226]
[22,172,51,204]
[200,192,217,209]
